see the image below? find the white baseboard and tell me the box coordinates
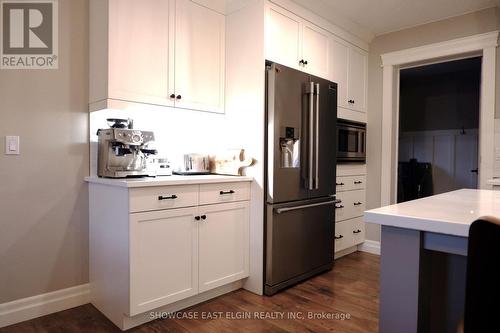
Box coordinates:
[0,284,90,328]
[358,240,381,255]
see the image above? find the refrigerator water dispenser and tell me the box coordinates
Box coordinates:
[280,126,300,168]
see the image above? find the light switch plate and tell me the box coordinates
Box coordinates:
[5,136,20,155]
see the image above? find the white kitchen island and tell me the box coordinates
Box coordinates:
[364,189,500,333]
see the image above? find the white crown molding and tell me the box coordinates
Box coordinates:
[0,284,90,328]
[381,31,499,66]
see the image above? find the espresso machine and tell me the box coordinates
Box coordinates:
[97,118,158,178]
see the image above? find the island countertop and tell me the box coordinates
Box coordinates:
[364,189,500,237]
[85,174,253,188]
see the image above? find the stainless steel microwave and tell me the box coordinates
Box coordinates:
[337,119,366,162]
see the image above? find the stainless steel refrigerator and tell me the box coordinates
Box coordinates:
[264,62,338,295]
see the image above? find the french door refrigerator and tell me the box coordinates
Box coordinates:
[264,62,338,295]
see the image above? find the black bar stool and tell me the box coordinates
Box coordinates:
[463,217,500,333]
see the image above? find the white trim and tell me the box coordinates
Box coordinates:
[479,47,497,189]
[381,31,499,66]
[380,31,499,207]
[358,240,381,255]
[380,65,395,206]
[0,284,90,328]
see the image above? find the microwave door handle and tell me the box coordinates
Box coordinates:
[315,83,320,190]
[308,81,314,190]
[360,130,365,154]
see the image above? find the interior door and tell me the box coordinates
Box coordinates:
[267,63,311,204]
[309,76,337,198]
[174,0,225,113]
[302,23,329,79]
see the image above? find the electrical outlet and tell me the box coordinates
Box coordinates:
[5,136,20,155]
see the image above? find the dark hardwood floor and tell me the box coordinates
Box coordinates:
[0,252,379,333]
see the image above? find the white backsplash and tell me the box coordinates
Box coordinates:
[495,119,500,177]
[89,107,229,176]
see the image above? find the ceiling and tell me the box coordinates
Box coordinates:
[291,0,500,40]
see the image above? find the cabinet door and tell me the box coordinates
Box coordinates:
[265,4,302,70]
[334,219,354,253]
[348,47,367,112]
[329,38,349,109]
[198,201,249,293]
[129,207,198,315]
[174,0,225,113]
[351,217,365,245]
[302,23,329,79]
[108,0,174,106]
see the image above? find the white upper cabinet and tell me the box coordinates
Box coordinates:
[108,0,174,107]
[265,4,329,78]
[265,5,302,70]
[174,0,225,113]
[302,23,330,78]
[265,3,368,117]
[347,47,367,113]
[90,0,225,114]
[329,38,367,113]
[329,37,349,109]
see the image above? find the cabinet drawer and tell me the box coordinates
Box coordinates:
[351,217,365,245]
[336,175,366,192]
[334,217,365,253]
[129,185,199,213]
[334,219,354,253]
[199,182,250,205]
[335,189,365,222]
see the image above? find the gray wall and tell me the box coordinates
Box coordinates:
[0,0,89,303]
[366,7,500,242]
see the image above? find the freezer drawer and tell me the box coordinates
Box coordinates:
[265,198,335,295]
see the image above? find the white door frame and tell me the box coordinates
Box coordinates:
[380,31,499,206]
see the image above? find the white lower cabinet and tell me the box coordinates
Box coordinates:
[130,207,199,315]
[334,168,366,256]
[199,201,250,292]
[89,180,251,330]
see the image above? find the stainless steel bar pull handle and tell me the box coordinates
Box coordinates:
[315,83,320,190]
[275,199,337,214]
[308,81,314,190]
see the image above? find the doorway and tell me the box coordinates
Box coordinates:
[397,57,481,203]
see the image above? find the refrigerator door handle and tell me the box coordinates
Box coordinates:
[275,199,337,214]
[315,83,320,190]
[308,81,315,190]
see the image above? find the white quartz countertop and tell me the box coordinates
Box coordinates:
[487,178,500,185]
[85,175,253,188]
[364,189,500,237]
